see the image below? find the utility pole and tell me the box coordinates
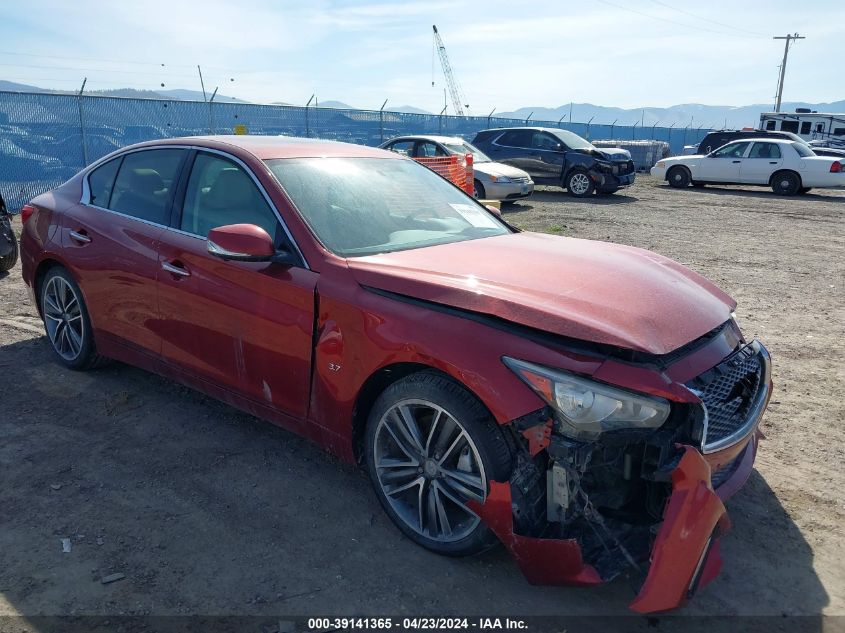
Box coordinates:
[773,33,805,112]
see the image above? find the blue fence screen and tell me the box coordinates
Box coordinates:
[0,90,710,210]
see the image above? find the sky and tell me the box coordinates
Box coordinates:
[0,0,843,114]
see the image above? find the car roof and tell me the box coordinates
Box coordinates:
[480,127,561,133]
[716,137,794,144]
[126,135,395,160]
[386,135,466,144]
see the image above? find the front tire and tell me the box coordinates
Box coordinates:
[40,267,105,370]
[565,170,595,198]
[771,171,801,195]
[364,371,512,557]
[667,166,691,188]
[473,180,486,199]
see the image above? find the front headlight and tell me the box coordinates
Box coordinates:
[656,161,666,168]
[503,357,670,441]
[490,175,512,183]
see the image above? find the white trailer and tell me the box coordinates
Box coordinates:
[759,110,845,144]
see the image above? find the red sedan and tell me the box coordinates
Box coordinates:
[19,136,771,612]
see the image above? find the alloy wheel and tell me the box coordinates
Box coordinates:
[42,276,84,361]
[372,399,487,543]
[569,173,591,195]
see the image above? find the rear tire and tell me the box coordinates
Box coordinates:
[39,267,106,370]
[565,170,595,198]
[771,171,801,196]
[0,230,16,272]
[364,371,512,557]
[667,166,691,188]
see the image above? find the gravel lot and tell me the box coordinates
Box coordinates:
[0,175,843,628]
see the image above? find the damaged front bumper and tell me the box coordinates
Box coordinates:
[470,440,755,613]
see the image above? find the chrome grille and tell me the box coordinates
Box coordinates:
[687,342,770,453]
[509,176,531,184]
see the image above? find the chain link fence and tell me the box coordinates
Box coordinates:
[0,90,711,211]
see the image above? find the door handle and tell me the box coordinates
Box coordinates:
[732,160,741,163]
[162,261,190,277]
[769,161,778,164]
[69,229,91,244]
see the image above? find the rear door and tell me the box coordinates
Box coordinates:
[741,142,783,184]
[61,147,187,358]
[155,149,318,425]
[697,141,750,182]
[487,130,537,175]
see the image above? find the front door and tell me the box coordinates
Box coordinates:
[696,141,750,182]
[155,150,318,424]
[741,142,784,184]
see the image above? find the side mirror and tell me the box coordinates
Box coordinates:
[485,204,502,217]
[207,224,275,262]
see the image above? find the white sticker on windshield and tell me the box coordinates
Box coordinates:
[449,203,500,229]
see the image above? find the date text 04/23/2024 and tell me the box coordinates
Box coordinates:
[306,618,528,630]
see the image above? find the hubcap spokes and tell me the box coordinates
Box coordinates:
[43,277,83,361]
[571,173,590,194]
[374,400,487,542]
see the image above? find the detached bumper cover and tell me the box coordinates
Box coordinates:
[629,446,729,613]
[471,445,731,613]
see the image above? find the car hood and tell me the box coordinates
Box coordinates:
[473,161,531,179]
[347,232,735,355]
[573,147,632,162]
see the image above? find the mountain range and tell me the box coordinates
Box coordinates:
[1,80,842,129]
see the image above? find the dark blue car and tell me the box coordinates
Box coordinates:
[471,127,635,198]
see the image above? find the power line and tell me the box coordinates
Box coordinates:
[595,0,762,38]
[647,0,767,37]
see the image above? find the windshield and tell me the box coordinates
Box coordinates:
[792,142,815,157]
[266,157,511,257]
[548,129,594,150]
[443,141,492,163]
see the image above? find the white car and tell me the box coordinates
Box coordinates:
[651,138,845,195]
[379,135,534,203]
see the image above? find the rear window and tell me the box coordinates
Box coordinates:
[87,157,121,208]
[497,130,532,148]
[792,143,815,157]
[109,149,185,224]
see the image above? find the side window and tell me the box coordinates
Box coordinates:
[780,120,799,133]
[834,128,845,136]
[110,149,184,224]
[386,141,414,156]
[87,157,121,208]
[416,142,447,158]
[711,142,750,158]
[800,122,811,135]
[765,120,776,131]
[497,130,532,148]
[816,123,825,133]
[748,143,781,159]
[180,153,278,239]
[532,133,561,151]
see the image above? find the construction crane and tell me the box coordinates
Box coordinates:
[432,25,469,116]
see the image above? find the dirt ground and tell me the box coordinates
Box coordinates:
[0,175,843,627]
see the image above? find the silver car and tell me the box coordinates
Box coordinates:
[379,135,534,203]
